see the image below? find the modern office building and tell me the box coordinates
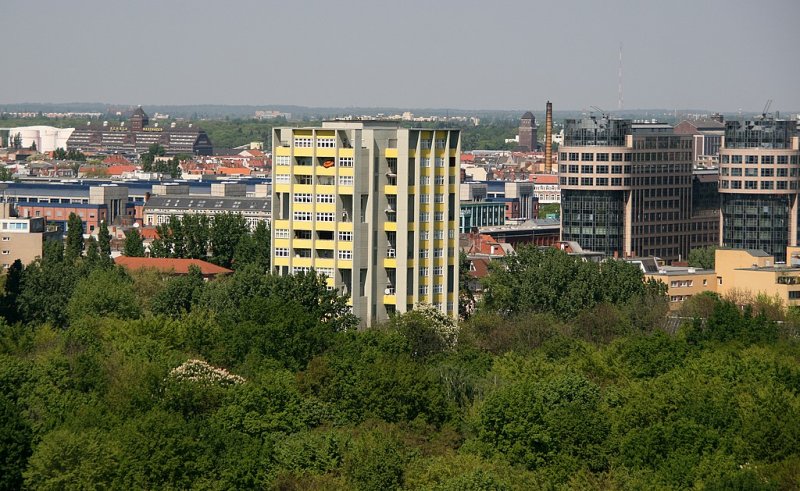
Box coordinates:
[271,121,460,326]
[558,115,716,262]
[67,107,213,156]
[718,117,800,262]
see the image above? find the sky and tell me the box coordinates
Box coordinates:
[3,0,799,112]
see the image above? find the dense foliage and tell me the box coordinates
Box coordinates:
[0,247,798,489]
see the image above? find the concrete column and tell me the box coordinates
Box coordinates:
[791,194,798,247]
[624,190,633,256]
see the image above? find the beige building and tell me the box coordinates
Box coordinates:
[271,121,460,326]
[714,247,800,307]
[0,204,61,268]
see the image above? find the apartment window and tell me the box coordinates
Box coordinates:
[275,174,290,184]
[731,168,742,176]
[434,230,444,240]
[777,181,788,190]
[420,176,430,185]
[568,164,579,173]
[745,168,758,177]
[434,176,445,185]
[419,285,429,295]
[317,137,336,148]
[448,229,455,239]
[420,195,430,204]
[292,267,312,274]
[581,178,593,186]
[435,158,445,168]
[596,178,609,186]
[316,212,335,222]
[596,165,609,174]
[316,194,336,203]
[433,284,443,294]
[745,155,758,164]
[434,212,444,221]
[761,168,774,177]
[434,248,444,258]
[568,152,579,161]
[338,231,352,241]
[568,177,578,185]
[761,181,774,190]
[420,267,429,276]
[275,248,289,257]
[731,155,742,164]
[421,212,430,221]
[611,177,622,186]
[611,153,623,162]
[293,137,312,147]
[581,153,594,161]
[611,165,622,174]
[337,250,352,260]
[433,266,443,276]
[745,181,757,190]
[581,165,594,173]
[275,155,290,166]
[293,193,313,203]
[338,176,354,186]
[421,158,431,167]
[761,155,774,165]
[596,153,609,161]
[338,157,354,167]
[777,155,788,165]
[275,229,289,239]
[420,249,429,258]
[293,211,312,221]
[421,231,430,240]
[434,194,444,203]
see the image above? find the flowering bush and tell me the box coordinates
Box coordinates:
[168,359,245,387]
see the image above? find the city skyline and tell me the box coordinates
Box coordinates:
[2,0,799,113]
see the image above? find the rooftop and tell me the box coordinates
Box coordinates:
[114,256,232,276]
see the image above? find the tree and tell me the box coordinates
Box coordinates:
[29,141,36,151]
[458,252,475,320]
[12,133,21,150]
[688,246,717,270]
[97,221,112,257]
[65,213,85,260]
[140,143,165,173]
[0,167,15,181]
[123,228,146,257]
[1,260,24,322]
[232,221,270,271]
[67,267,141,321]
[210,213,248,268]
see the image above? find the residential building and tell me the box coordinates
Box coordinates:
[718,117,800,262]
[0,203,61,268]
[271,121,460,325]
[533,174,561,204]
[559,116,716,262]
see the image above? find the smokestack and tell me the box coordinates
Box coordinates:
[545,101,553,174]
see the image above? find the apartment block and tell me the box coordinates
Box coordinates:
[271,121,460,326]
[0,203,62,268]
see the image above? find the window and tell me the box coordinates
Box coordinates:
[777,155,788,165]
[434,212,444,221]
[568,164,579,173]
[434,248,444,258]
[611,177,622,186]
[420,249,429,258]
[275,155,290,166]
[434,176,445,185]
[316,194,336,203]
[611,153,623,161]
[338,231,352,241]
[434,194,444,203]
[420,194,430,204]
[275,174,290,184]
[581,177,593,186]
[761,155,774,165]
[421,231,430,240]
[596,165,609,174]
[448,229,455,239]
[745,155,758,164]
[338,176,353,186]
[581,165,594,173]
[317,137,335,148]
[420,176,430,185]
[421,212,430,221]
[761,168,774,177]
[421,158,430,167]
[433,266,443,276]
[293,193,313,203]
[337,250,352,260]
[611,165,622,174]
[434,230,444,240]
[293,211,312,221]
[419,285,429,295]
[581,153,594,161]
[731,168,742,176]
[338,157,354,167]
[435,158,445,168]
[596,153,609,161]
[293,137,312,147]
[420,267,429,276]
[568,152,579,161]
[275,229,289,238]
[275,248,289,257]
[316,212,335,222]
[433,284,443,294]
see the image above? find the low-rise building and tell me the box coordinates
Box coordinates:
[0,203,61,268]
[114,256,232,279]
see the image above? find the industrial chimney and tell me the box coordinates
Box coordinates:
[544,101,553,174]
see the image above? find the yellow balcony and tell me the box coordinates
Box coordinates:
[338,185,354,195]
[293,184,313,194]
[294,166,314,175]
[293,257,313,268]
[316,202,336,213]
[315,258,335,269]
[316,148,335,158]
[316,184,336,194]
[337,259,353,269]
[274,184,291,193]
[339,148,355,158]
[292,222,313,231]
[338,166,354,176]
[293,203,313,213]
[294,147,312,157]
[384,185,397,195]
[292,238,313,249]
[385,148,398,158]
[274,219,290,229]
[316,240,335,250]
[338,222,354,232]
[384,222,397,232]
[273,257,289,266]
[316,221,336,231]
[383,258,397,269]
[383,295,397,305]
[275,146,291,156]
[409,149,416,158]
[316,165,336,176]
[274,238,291,248]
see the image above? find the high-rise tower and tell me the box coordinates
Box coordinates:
[518,111,537,152]
[271,121,461,326]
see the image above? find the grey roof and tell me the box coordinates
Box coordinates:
[144,195,270,213]
[745,249,771,257]
[521,111,534,120]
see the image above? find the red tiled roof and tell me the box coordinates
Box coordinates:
[533,174,558,184]
[114,256,232,275]
[107,164,138,175]
[217,167,251,176]
[461,153,475,162]
[469,258,490,278]
[137,227,159,240]
[103,154,131,165]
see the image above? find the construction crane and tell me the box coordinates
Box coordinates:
[761,99,773,119]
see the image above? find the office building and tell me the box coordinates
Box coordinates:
[718,117,800,262]
[559,115,716,262]
[271,121,460,326]
[67,107,213,156]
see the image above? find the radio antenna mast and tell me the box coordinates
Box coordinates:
[618,42,624,112]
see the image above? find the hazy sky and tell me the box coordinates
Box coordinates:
[3,0,799,112]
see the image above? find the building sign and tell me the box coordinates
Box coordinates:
[142,127,164,132]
